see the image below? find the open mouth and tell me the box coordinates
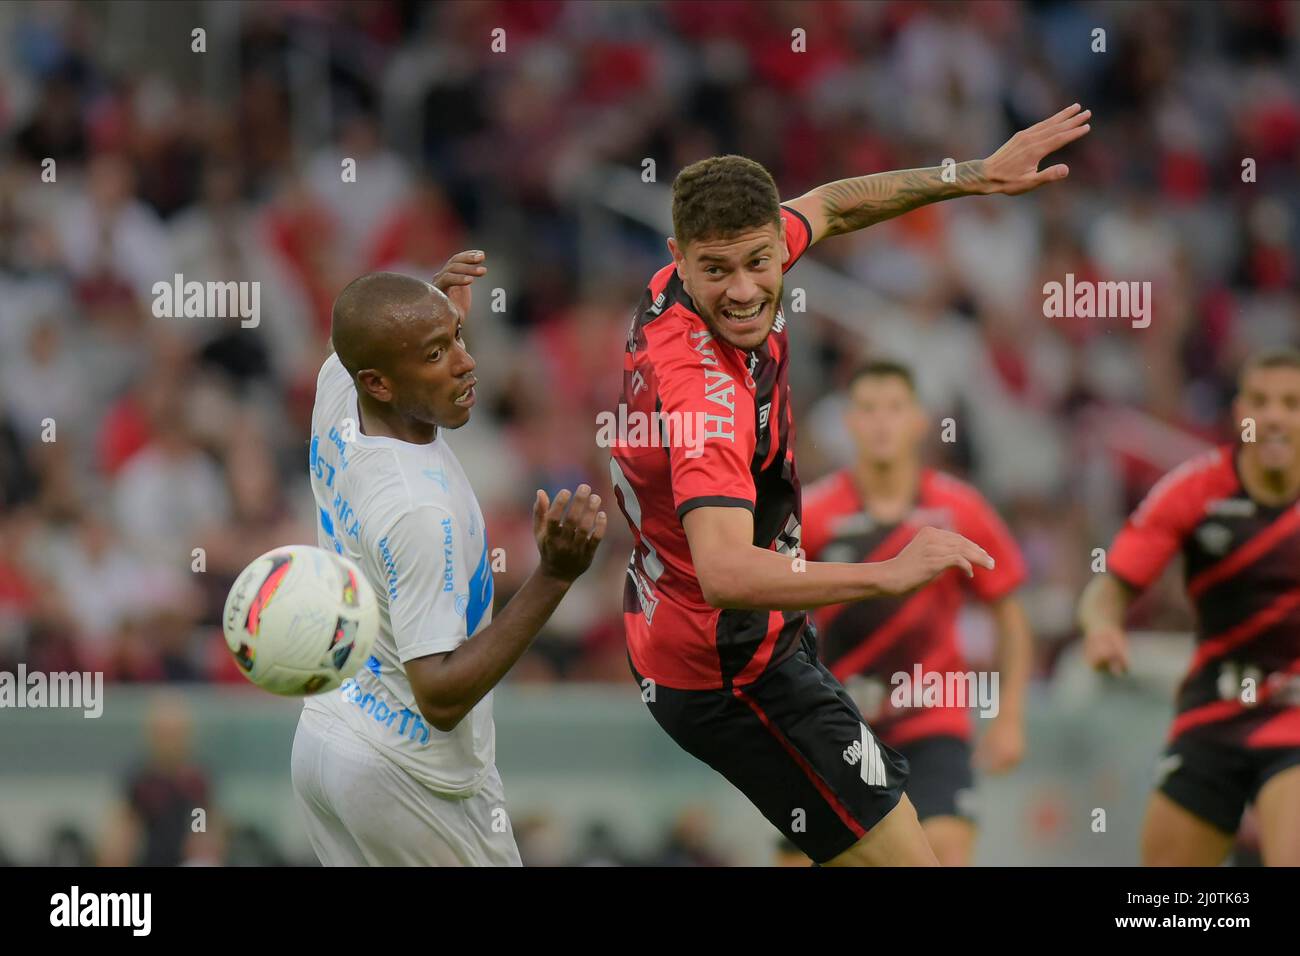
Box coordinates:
[720,301,766,328]
[453,381,477,408]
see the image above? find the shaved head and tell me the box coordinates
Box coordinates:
[332,272,452,378]
[329,271,478,439]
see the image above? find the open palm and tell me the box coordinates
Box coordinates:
[982,104,1092,196]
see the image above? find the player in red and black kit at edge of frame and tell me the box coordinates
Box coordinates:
[801,360,1034,866]
[609,105,1092,866]
[1078,348,1300,867]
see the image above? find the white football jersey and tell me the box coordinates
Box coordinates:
[303,353,496,796]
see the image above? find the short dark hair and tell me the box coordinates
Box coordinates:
[848,359,917,394]
[1239,347,1300,387]
[671,155,781,250]
[331,271,440,379]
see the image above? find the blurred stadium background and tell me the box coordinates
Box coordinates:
[0,0,1296,865]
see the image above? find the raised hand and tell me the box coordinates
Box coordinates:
[432,250,487,316]
[533,484,607,583]
[980,103,1092,196]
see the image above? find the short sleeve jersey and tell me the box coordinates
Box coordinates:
[304,353,497,796]
[1107,446,1300,748]
[802,468,1026,746]
[610,205,814,690]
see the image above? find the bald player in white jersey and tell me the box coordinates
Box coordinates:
[291,252,607,866]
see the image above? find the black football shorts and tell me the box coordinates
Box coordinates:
[631,637,909,864]
[895,734,976,823]
[1156,734,1300,834]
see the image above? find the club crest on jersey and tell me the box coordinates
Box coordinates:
[1196,522,1233,556]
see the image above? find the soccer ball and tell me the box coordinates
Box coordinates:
[222,545,379,696]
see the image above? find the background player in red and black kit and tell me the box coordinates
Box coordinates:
[802,361,1032,866]
[1078,349,1300,866]
[610,105,1091,865]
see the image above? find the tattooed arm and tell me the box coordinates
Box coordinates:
[785,104,1092,245]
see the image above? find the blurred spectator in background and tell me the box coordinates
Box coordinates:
[571,820,636,867]
[98,692,218,866]
[649,806,728,867]
[46,824,95,867]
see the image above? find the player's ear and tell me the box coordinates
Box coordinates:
[778,219,790,266]
[667,237,686,278]
[356,369,391,403]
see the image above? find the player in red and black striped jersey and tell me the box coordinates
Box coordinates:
[611,105,1091,866]
[1078,349,1300,866]
[802,361,1032,866]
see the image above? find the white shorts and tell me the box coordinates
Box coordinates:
[290,706,522,866]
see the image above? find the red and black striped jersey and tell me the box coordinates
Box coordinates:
[802,468,1026,747]
[610,205,813,690]
[1108,446,1300,748]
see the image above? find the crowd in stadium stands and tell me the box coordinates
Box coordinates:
[1,0,1297,702]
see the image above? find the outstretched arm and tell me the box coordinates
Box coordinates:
[785,104,1092,245]
[682,506,993,611]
